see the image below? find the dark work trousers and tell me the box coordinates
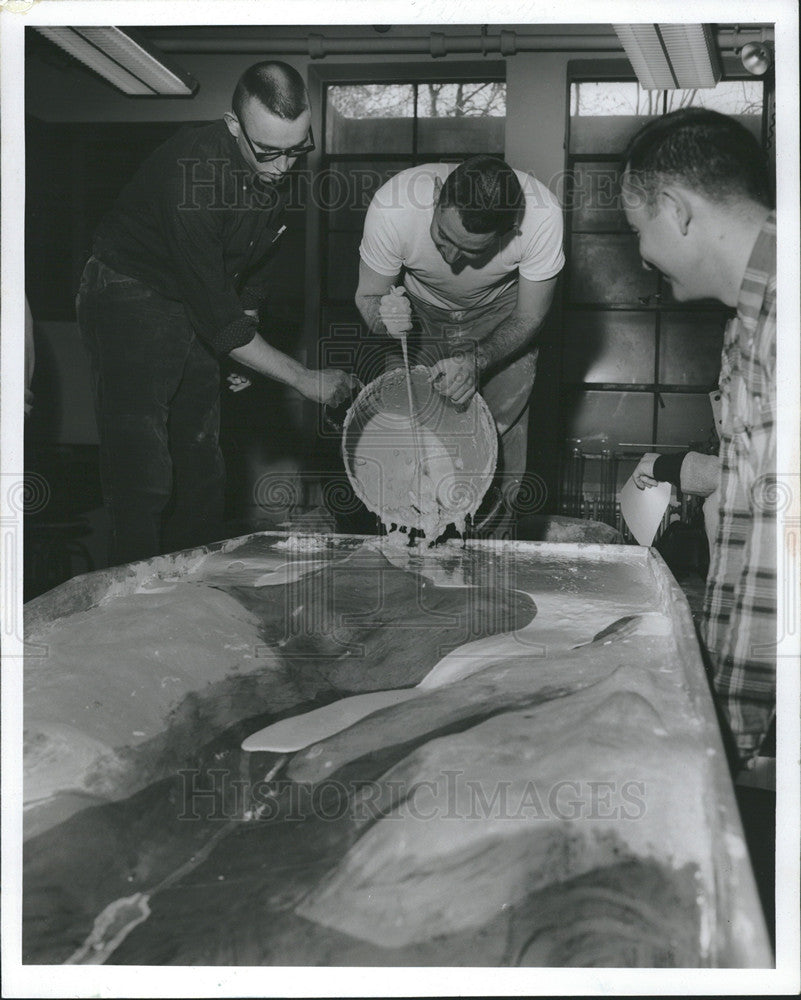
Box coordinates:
[77,257,225,567]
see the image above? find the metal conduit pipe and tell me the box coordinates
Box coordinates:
[152,27,773,59]
[154,32,622,58]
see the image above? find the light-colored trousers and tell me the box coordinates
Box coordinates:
[404,283,535,492]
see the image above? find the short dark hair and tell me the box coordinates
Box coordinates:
[232,61,309,121]
[438,155,525,235]
[623,107,771,210]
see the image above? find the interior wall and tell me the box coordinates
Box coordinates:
[506,52,573,189]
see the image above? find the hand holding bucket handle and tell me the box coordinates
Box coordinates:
[430,344,484,408]
[322,375,364,433]
[379,286,413,339]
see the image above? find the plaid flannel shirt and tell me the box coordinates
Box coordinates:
[701,211,777,764]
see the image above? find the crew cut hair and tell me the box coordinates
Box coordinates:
[232,61,309,121]
[623,107,771,211]
[438,155,525,235]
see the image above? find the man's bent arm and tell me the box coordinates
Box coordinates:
[230,332,353,406]
[355,259,402,336]
[430,276,558,407]
[474,275,557,374]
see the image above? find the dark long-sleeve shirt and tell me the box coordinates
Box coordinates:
[92,120,288,355]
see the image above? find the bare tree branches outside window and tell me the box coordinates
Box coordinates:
[328,81,506,119]
[570,80,763,118]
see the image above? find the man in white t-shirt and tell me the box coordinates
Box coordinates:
[354,156,564,512]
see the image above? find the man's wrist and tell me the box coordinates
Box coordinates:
[292,364,313,394]
[652,451,688,488]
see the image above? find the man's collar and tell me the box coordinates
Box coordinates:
[735,209,776,321]
[219,120,254,182]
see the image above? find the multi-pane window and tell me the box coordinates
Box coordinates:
[560,74,764,513]
[319,77,506,335]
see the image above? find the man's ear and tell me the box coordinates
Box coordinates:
[223,112,240,138]
[432,175,443,204]
[658,186,692,236]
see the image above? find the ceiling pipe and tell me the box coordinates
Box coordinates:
[150,26,774,59]
[152,32,622,58]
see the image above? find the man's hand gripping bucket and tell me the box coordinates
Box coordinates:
[341,366,498,540]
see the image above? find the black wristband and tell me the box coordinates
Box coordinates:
[652,451,689,489]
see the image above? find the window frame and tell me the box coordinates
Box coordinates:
[558,60,767,478]
[314,64,507,312]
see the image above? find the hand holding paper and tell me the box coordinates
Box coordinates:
[620,473,672,546]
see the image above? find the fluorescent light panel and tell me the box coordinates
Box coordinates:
[36,26,154,94]
[658,24,721,87]
[614,24,676,89]
[614,23,722,89]
[35,26,197,96]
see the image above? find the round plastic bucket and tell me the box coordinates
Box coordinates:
[342,366,498,538]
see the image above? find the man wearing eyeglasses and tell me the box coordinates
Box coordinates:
[354,156,564,525]
[77,61,356,566]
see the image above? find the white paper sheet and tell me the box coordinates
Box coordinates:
[620,475,672,546]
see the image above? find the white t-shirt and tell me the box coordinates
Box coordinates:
[359,162,564,311]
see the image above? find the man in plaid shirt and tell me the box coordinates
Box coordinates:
[622,109,776,770]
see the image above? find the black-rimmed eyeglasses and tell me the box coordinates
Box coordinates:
[238,119,315,163]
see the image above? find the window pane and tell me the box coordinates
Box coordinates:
[659,311,726,385]
[326,84,414,153]
[563,389,654,451]
[416,81,505,153]
[571,81,655,116]
[668,80,763,114]
[417,116,505,154]
[324,160,410,232]
[656,393,716,448]
[417,81,506,117]
[665,81,763,142]
[570,81,661,154]
[563,310,655,383]
[570,79,764,153]
[569,234,657,304]
[569,161,628,232]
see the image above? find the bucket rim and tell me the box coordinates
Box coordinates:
[340,366,498,530]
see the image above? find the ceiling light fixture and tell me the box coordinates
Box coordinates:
[740,39,774,76]
[613,23,722,89]
[34,26,198,96]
